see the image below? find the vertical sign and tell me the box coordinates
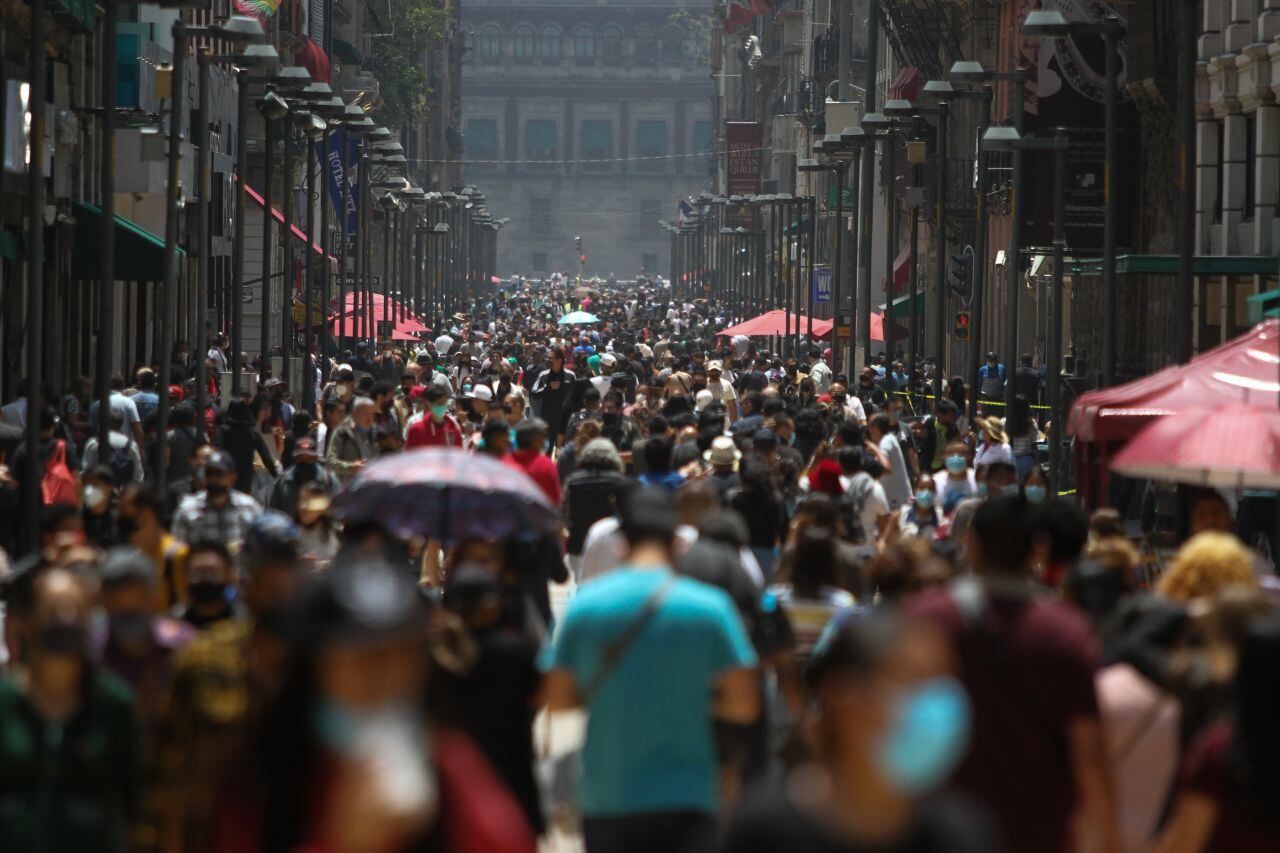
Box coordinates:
[725,121,762,194]
[316,129,358,235]
[812,267,831,303]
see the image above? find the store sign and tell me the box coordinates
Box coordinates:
[726,121,762,194]
[812,267,831,303]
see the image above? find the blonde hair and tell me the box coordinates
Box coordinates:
[1157,532,1257,602]
[1087,536,1140,578]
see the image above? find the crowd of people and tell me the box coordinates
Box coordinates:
[0,276,1275,853]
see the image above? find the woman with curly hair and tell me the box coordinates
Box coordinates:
[1156,532,1257,603]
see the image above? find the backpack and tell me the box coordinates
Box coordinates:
[41,440,80,506]
[107,437,137,486]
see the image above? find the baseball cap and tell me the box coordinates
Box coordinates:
[264,377,286,389]
[293,437,319,460]
[707,360,724,372]
[601,353,617,366]
[335,363,354,378]
[204,449,234,473]
[469,385,494,403]
[168,384,185,400]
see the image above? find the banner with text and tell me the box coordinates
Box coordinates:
[726,121,762,195]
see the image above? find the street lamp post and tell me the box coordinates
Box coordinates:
[800,129,861,373]
[951,61,1027,411]
[23,0,48,547]
[1024,9,1123,385]
[982,125,1070,487]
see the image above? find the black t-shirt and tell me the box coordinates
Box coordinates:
[722,792,995,853]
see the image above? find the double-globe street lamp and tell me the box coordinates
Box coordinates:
[982,125,1070,488]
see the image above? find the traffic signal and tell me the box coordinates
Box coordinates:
[954,310,972,341]
[579,254,587,263]
[575,235,583,253]
[949,251,972,298]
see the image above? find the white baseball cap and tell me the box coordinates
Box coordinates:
[469,385,494,403]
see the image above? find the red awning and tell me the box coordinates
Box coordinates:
[718,309,833,338]
[882,243,911,292]
[294,38,331,84]
[1068,319,1280,443]
[814,312,906,343]
[1111,404,1280,490]
[243,185,334,260]
[889,66,922,102]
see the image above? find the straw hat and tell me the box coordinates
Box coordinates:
[976,416,1008,444]
[703,435,742,468]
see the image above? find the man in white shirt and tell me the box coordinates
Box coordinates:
[705,361,738,421]
[868,412,912,509]
[806,347,833,394]
[434,332,455,356]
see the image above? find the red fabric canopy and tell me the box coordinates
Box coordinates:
[294,38,331,84]
[329,311,429,341]
[1069,319,1280,443]
[813,312,906,343]
[329,291,429,340]
[1111,404,1280,490]
[243,185,333,259]
[718,309,833,338]
[883,243,911,292]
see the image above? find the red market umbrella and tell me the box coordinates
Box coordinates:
[812,312,906,342]
[1110,404,1280,490]
[718,309,833,338]
[328,313,429,341]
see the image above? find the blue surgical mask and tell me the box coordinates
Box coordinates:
[1024,485,1048,503]
[945,454,967,474]
[976,482,988,498]
[876,677,971,795]
[914,489,935,509]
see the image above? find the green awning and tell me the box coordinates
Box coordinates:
[878,291,925,319]
[580,120,612,157]
[73,203,183,281]
[333,38,363,63]
[1068,254,1280,277]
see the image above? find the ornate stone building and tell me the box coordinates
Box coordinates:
[460,0,714,278]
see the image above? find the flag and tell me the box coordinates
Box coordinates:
[726,0,773,33]
[676,199,693,229]
[233,0,280,21]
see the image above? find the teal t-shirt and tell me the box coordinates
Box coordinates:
[543,567,757,817]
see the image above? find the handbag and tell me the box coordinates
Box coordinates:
[41,440,80,507]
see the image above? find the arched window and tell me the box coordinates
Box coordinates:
[600,25,623,62]
[513,24,535,58]
[539,25,561,57]
[477,25,502,59]
[634,25,657,64]
[661,25,683,61]
[574,25,595,58]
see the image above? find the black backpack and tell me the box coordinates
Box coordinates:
[107,438,137,486]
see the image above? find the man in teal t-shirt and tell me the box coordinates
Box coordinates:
[542,488,759,853]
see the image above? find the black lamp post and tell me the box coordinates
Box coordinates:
[983,125,1070,488]
[1024,9,1123,386]
[951,60,1028,412]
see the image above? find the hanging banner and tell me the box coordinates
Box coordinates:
[315,130,358,237]
[726,121,762,195]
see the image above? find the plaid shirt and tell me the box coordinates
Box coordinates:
[171,490,262,547]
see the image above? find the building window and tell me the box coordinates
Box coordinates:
[580,120,612,159]
[642,253,658,273]
[539,25,561,57]
[693,119,712,154]
[1244,114,1256,221]
[661,26,683,61]
[466,118,498,161]
[477,25,502,59]
[514,25,535,58]
[529,197,552,236]
[600,25,623,63]
[635,120,667,157]
[532,251,548,271]
[574,26,595,58]
[526,119,557,161]
[1214,121,1224,224]
[635,26,657,64]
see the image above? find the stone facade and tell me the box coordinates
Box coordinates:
[460,0,713,278]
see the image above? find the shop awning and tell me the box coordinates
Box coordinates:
[244,185,335,260]
[1067,254,1280,277]
[72,202,182,281]
[889,66,922,102]
[332,38,362,64]
[883,243,911,291]
[877,290,925,318]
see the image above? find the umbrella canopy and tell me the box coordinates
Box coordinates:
[332,448,561,543]
[558,310,600,325]
[812,312,906,343]
[718,309,833,338]
[1111,405,1280,490]
[1070,319,1279,443]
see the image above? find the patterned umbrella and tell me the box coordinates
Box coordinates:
[333,448,561,543]
[557,310,600,325]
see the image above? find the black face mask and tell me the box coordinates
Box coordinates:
[602,412,620,427]
[189,580,228,605]
[35,622,89,656]
[294,462,318,479]
[109,612,153,648]
[116,515,139,541]
[205,481,229,498]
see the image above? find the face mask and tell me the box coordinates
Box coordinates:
[914,489,935,509]
[312,700,438,817]
[109,611,152,648]
[1001,483,1020,497]
[1024,485,1048,503]
[295,461,317,479]
[876,677,970,796]
[431,404,448,421]
[83,484,108,511]
[888,412,901,426]
[976,482,989,499]
[116,514,139,541]
[602,412,620,427]
[189,580,228,605]
[205,481,229,498]
[35,622,89,657]
[945,455,967,474]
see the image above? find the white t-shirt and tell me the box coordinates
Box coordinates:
[839,396,867,424]
[707,378,737,406]
[934,469,978,512]
[878,433,912,509]
[975,441,1013,468]
[434,334,455,355]
[590,375,613,398]
[840,471,890,544]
